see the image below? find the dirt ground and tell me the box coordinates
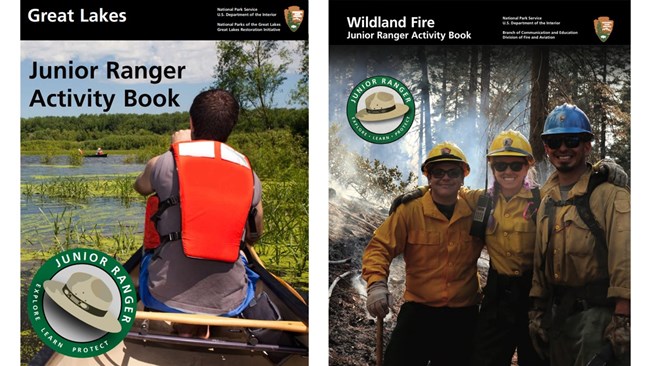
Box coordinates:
[328,190,390,365]
[328,191,512,366]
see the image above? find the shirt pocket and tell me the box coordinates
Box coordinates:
[406,229,443,271]
[562,208,595,257]
[614,199,630,232]
[512,221,536,254]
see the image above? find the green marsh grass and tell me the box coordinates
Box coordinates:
[21,175,141,201]
[67,150,84,166]
[40,149,56,164]
[256,178,309,291]
[110,221,140,259]
[22,208,143,263]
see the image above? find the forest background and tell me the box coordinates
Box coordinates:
[329,45,631,205]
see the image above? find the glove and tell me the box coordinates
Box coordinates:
[528,309,549,359]
[366,280,391,319]
[388,187,426,215]
[594,158,629,187]
[604,314,630,356]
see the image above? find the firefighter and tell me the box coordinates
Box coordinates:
[528,103,630,365]
[385,129,628,365]
[469,130,547,366]
[363,142,483,366]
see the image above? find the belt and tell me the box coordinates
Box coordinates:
[552,283,612,317]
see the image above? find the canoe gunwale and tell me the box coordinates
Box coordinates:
[125,331,309,355]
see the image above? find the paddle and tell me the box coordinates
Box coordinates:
[135,311,308,333]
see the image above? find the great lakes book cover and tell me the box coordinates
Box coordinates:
[20,1,309,364]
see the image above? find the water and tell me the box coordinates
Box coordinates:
[21,154,145,183]
[21,155,147,250]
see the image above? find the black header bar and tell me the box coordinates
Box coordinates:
[21,0,308,41]
[330,0,630,45]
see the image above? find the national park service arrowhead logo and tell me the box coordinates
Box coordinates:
[284,6,304,32]
[594,16,614,43]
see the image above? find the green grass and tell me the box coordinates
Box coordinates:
[21,175,142,201]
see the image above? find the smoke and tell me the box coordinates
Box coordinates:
[332,111,494,199]
[430,115,492,190]
[356,258,406,321]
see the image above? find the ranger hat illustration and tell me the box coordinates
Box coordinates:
[355,91,410,122]
[44,272,122,333]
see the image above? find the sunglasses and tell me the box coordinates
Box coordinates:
[429,167,463,179]
[543,136,584,149]
[492,161,525,172]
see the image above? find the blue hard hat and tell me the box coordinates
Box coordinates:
[541,103,593,137]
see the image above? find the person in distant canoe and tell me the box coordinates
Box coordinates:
[134,89,267,339]
[96,147,104,156]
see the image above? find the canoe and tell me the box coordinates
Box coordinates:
[28,244,309,366]
[84,154,108,158]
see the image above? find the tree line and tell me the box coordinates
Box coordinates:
[21,107,307,151]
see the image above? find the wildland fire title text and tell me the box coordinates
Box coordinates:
[346,15,472,41]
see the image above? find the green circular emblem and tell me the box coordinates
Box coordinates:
[346,76,415,144]
[27,248,137,358]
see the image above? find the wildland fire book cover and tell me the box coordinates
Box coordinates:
[20,0,308,364]
[327,1,632,365]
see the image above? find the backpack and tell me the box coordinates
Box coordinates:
[469,188,540,240]
[542,171,608,269]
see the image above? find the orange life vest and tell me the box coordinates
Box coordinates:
[143,194,161,250]
[144,140,255,263]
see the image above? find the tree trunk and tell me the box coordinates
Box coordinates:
[418,46,432,174]
[468,46,479,124]
[479,46,491,124]
[529,46,550,165]
[600,47,608,159]
[437,48,449,147]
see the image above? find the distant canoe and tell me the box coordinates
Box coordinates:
[85,154,108,158]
